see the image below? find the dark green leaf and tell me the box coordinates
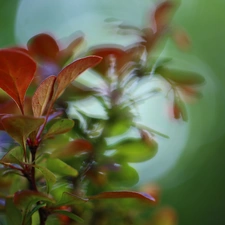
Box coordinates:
[55,192,88,207]
[35,165,56,193]
[44,119,74,139]
[6,197,22,225]
[1,146,23,163]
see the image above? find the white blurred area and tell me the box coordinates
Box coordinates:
[15,0,218,186]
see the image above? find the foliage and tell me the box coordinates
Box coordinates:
[0,1,204,224]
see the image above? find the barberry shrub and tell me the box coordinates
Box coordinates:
[0,1,204,225]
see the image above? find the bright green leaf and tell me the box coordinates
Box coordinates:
[46,158,78,177]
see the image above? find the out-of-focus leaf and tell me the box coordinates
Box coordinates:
[88,190,155,203]
[1,115,44,147]
[1,146,23,163]
[59,35,84,65]
[152,1,174,32]
[157,67,205,85]
[6,197,22,225]
[14,190,55,210]
[107,163,139,187]
[35,165,56,193]
[32,75,56,117]
[90,44,144,76]
[55,192,88,207]
[0,49,36,113]
[44,119,74,139]
[46,158,78,177]
[53,210,84,223]
[172,97,188,121]
[53,56,102,100]
[27,33,59,62]
[107,118,132,136]
[172,28,191,51]
[112,137,157,163]
[53,139,93,158]
[150,207,178,225]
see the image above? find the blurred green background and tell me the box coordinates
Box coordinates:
[0,0,225,224]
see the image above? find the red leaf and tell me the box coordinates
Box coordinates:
[0,49,37,113]
[53,56,102,100]
[88,191,155,203]
[32,75,56,117]
[27,33,60,62]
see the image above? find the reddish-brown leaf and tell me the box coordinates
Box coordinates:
[27,33,59,62]
[58,35,85,65]
[53,56,102,100]
[90,45,125,76]
[152,1,174,32]
[14,190,55,209]
[0,49,37,113]
[54,139,93,158]
[172,28,191,51]
[32,75,56,117]
[90,45,144,76]
[88,191,155,203]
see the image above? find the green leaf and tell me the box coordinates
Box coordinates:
[107,163,139,187]
[53,210,84,223]
[157,67,205,85]
[55,192,88,207]
[1,146,23,163]
[35,165,56,193]
[112,137,158,163]
[6,197,22,225]
[32,76,56,117]
[1,115,44,147]
[44,119,74,139]
[89,191,155,203]
[14,190,55,210]
[53,56,102,100]
[46,158,78,177]
[107,118,132,136]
